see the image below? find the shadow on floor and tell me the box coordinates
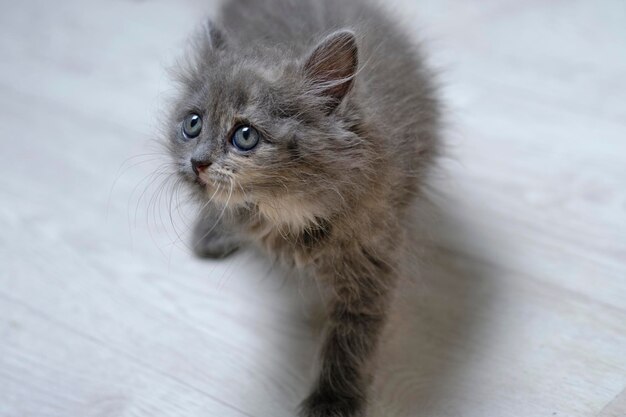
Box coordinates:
[369,198,506,417]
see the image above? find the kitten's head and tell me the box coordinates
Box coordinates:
[167,24,369,227]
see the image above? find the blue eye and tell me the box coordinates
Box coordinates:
[182,114,202,139]
[232,126,260,151]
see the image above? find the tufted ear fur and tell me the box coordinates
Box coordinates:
[303,30,359,110]
[204,20,226,50]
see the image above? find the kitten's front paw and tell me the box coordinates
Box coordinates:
[193,229,241,259]
[299,390,364,417]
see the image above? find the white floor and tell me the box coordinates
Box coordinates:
[1,1,625,416]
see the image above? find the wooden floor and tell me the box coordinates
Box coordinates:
[1,0,625,416]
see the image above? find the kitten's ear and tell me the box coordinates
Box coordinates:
[303,30,359,109]
[203,20,226,50]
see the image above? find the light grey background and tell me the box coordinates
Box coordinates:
[1,1,625,416]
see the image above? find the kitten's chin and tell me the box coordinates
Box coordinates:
[198,181,247,207]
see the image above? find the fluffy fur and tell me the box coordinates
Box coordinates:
[165,0,441,415]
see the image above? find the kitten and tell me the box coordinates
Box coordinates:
[166,0,441,415]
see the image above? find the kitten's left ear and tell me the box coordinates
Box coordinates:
[303,30,359,109]
[203,20,226,50]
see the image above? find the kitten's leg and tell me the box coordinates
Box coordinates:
[301,248,396,417]
[192,206,242,259]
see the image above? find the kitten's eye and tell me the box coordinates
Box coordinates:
[182,114,202,139]
[232,126,260,151]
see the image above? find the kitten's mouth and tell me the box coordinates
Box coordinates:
[196,171,212,186]
[195,170,243,205]
[197,171,230,187]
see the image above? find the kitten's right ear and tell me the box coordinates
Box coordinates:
[203,20,226,50]
[302,30,359,110]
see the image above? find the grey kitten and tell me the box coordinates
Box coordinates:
[166,0,441,415]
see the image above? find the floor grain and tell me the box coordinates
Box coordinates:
[1,1,625,416]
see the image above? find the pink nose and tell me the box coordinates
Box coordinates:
[191,159,211,176]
